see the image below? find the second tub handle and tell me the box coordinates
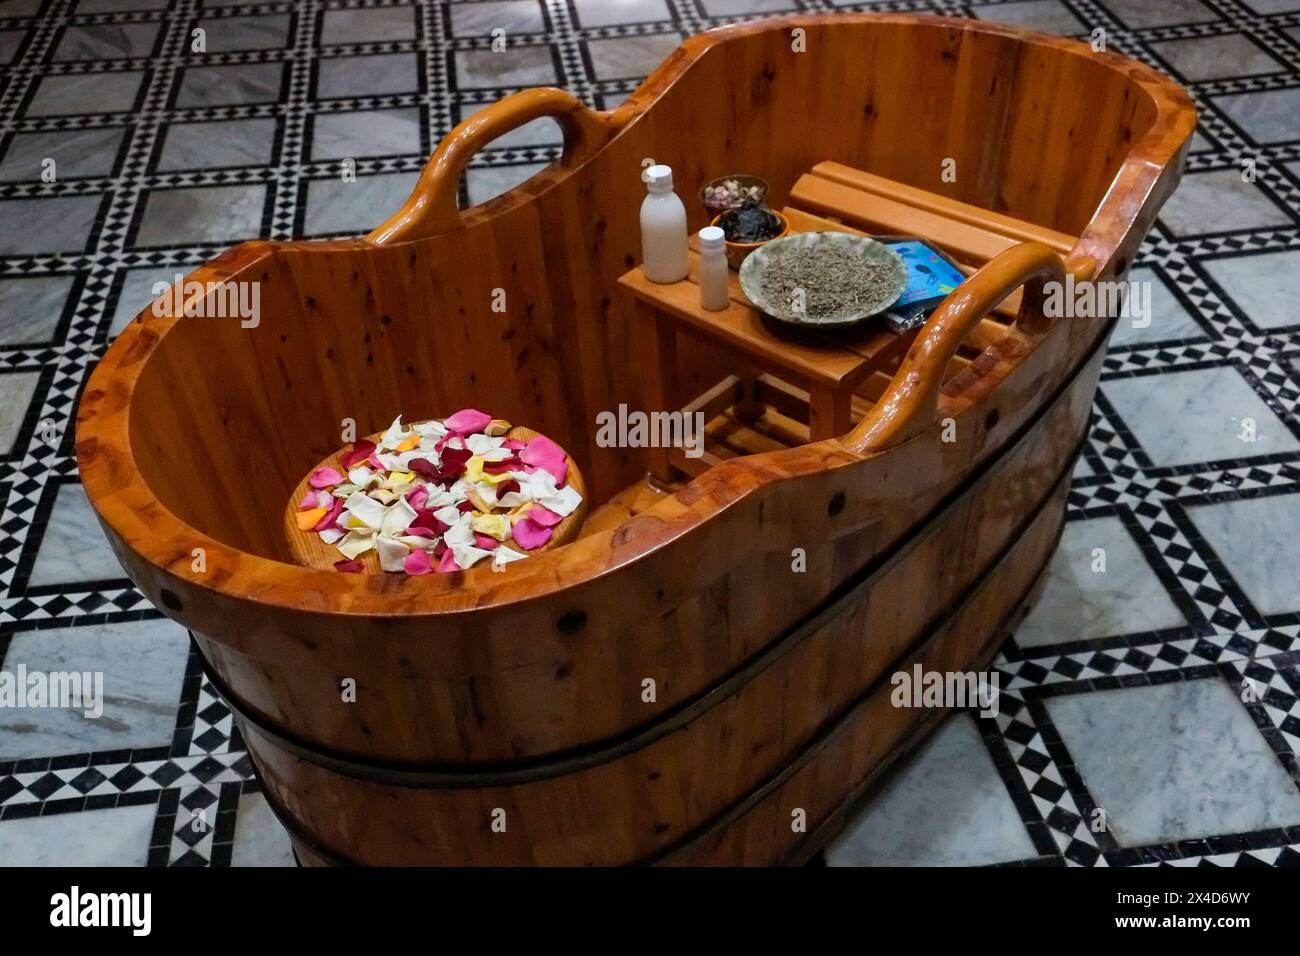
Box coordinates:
[368,87,620,245]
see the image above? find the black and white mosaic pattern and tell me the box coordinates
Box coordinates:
[0,0,1298,868]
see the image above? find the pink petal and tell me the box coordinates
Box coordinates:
[405,485,429,512]
[474,533,500,550]
[309,466,344,489]
[403,550,433,575]
[404,526,436,539]
[334,559,364,573]
[511,516,553,550]
[340,439,376,470]
[526,506,563,528]
[314,496,345,532]
[437,549,460,573]
[298,490,325,510]
[443,408,492,435]
[368,450,384,470]
[503,438,527,450]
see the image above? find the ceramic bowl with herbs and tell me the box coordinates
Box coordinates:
[699,174,768,217]
[711,202,788,269]
[738,231,907,328]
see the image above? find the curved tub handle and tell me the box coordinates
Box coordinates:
[368,87,620,245]
[844,241,1067,456]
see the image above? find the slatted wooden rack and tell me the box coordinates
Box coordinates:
[618,161,1078,480]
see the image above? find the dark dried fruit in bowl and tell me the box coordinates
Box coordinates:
[718,202,783,244]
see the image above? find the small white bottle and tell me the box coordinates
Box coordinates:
[640,164,688,283]
[698,226,729,311]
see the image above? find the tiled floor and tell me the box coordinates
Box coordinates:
[1,0,1299,868]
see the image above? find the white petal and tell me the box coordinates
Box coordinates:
[319,527,346,545]
[381,415,410,448]
[347,466,372,485]
[377,536,409,572]
[381,497,417,537]
[414,419,448,438]
[539,484,583,517]
[434,504,463,528]
[344,491,387,530]
[465,433,505,456]
[451,543,493,569]
[492,546,529,570]
[337,530,377,559]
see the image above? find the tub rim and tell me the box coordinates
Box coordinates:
[74,12,1196,618]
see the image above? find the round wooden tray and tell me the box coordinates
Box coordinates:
[283,424,587,572]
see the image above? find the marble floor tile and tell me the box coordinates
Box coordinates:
[454,105,562,149]
[585,33,683,82]
[466,162,546,206]
[1212,88,1300,146]
[1187,491,1300,617]
[1203,250,1300,331]
[76,0,171,10]
[108,265,196,338]
[0,617,190,759]
[974,0,1086,35]
[826,715,1038,866]
[1014,515,1185,647]
[26,70,144,116]
[448,0,545,38]
[571,0,671,28]
[303,171,419,236]
[700,0,798,16]
[0,369,41,455]
[317,52,419,97]
[52,21,160,60]
[1047,678,1300,845]
[0,126,125,181]
[1240,0,1300,12]
[1103,365,1300,467]
[174,62,284,108]
[454,44,558,89]
[0,802,157,866]
[27,483,129,588]
[133,183,267,247]
[1150,34,1284,82]
[155,117,277,171]
[195,13,290,52]
[0,28,27,63]
[1101,0,1218,27]
[310,108,421,160]
[1108,266,1206,348]
[0,196,101,255]
[0,0,44,15]
[1158,169,1292,236]
[230,792,295,866]
[0,275,76,345]
[320,5,416,44]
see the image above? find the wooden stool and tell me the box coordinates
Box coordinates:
[284,424,587,572]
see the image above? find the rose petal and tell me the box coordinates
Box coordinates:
[443,408,493,435]
[334,559,365,573]
[340,439,376,470]
[511,516,553,550]
[309,466,344,489]
[525,506,563,528]
[437,549,460,573]
[313,496,345,532]
[403,550,433,575]
[503,439,527,451]
[474,532,500,550]
[296,507,327,530]
[405,485,429,512]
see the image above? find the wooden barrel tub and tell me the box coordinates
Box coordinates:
[76,14,1195,865]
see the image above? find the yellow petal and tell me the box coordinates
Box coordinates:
[395,435,419,452]
[471,513,511,541]
[484,419,511,437]
[463,455,485,484]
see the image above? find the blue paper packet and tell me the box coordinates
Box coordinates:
[881,240,965,332]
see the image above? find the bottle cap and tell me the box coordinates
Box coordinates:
[645,164,673,191]
[698,225,725,252]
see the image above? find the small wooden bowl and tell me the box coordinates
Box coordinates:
[711,209,789,270]
[284,424,587,573]
[699,173,769,218]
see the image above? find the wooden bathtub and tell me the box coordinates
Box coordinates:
[75,14,1195,865]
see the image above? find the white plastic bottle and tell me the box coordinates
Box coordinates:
[640,164,688,283]
[698,226,729,311]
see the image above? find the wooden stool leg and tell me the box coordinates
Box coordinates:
[733,362,764,424]
[633,300,680,484]
[809,385,851,441]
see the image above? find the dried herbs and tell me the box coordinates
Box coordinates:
[757,238,898,322]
